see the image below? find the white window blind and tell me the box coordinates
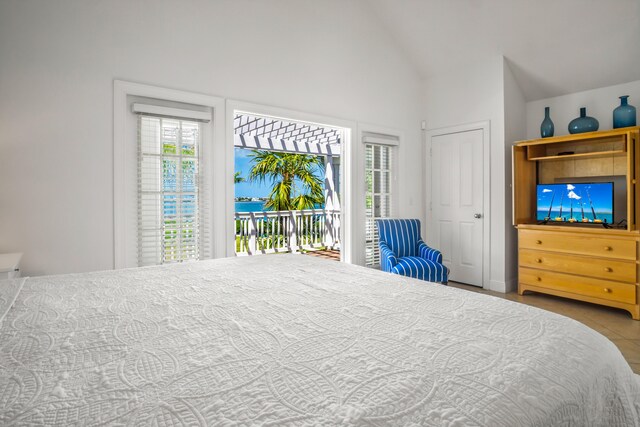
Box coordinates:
[138,115,210,266]
[365,142,394,267]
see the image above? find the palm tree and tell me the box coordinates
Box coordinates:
[234,171,245,184]
[248,150,324,211]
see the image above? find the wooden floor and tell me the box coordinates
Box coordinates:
[449,281,640,374]
[302,249,341,261]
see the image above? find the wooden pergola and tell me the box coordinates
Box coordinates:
[234,113,342,211]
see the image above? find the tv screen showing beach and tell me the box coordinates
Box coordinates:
[536,183,613,224]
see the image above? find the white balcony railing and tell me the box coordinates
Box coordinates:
[235,209,340,256]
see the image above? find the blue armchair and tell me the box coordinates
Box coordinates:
[375,218,448,284]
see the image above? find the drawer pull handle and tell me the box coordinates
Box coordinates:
[535,258,543,263]
[603,288,612,293]
[603,246,612,251]
[603,267,612,272]
[535,240,542,245]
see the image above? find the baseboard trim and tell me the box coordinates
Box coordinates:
[487,279,507,293]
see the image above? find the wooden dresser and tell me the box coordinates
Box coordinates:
[517,225,639,319]
[513,127,640,319]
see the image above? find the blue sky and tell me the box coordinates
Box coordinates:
[234,148,272,198]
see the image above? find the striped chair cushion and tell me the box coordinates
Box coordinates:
[376,218,421,258]
[392,256,447,283]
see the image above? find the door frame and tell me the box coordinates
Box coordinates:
[225,100,356,263]
[356,123,403,267]
[113,80,226,269]
[425,121,491,288]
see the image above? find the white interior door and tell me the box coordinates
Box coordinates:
[430,129,484,286]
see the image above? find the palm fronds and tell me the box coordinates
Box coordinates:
[248,150,324,211]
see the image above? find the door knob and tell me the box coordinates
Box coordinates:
[474,213,482,218]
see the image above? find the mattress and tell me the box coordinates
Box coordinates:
[0,254,639,426]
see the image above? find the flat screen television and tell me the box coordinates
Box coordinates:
[536,182,613,224]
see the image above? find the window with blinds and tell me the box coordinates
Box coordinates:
[138,115,204,266]
[365,143,394,267]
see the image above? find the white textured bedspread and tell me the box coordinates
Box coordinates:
[1,255,639,426]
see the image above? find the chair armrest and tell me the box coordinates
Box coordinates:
[418,240,443,263]
[379,241,398,272]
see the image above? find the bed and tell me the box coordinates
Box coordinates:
[1,254,639,426]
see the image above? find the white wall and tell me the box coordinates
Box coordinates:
[424,55,510,292]
[526,80,640,139]
[424,58,637,292]
[503,59,526,292]
[0,0,424,276]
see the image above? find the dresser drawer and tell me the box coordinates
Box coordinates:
[519,267,637,304]
[519,249,637,283]
[519,230,637,260]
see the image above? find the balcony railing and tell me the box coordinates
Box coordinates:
[235,209,340,256]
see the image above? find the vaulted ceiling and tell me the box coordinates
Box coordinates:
[366,0,640,101]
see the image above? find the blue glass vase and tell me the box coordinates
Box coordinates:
[568,107,599,134]
[540,106,554,138]
[613,95,636,128]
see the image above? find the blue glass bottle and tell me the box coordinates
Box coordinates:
[568,107,599,134]
[540,106,554,138]
[613,96,636,128]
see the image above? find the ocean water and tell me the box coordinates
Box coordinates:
[235,201,267,212]
[234,201,326,213]
[537,209,613,224]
